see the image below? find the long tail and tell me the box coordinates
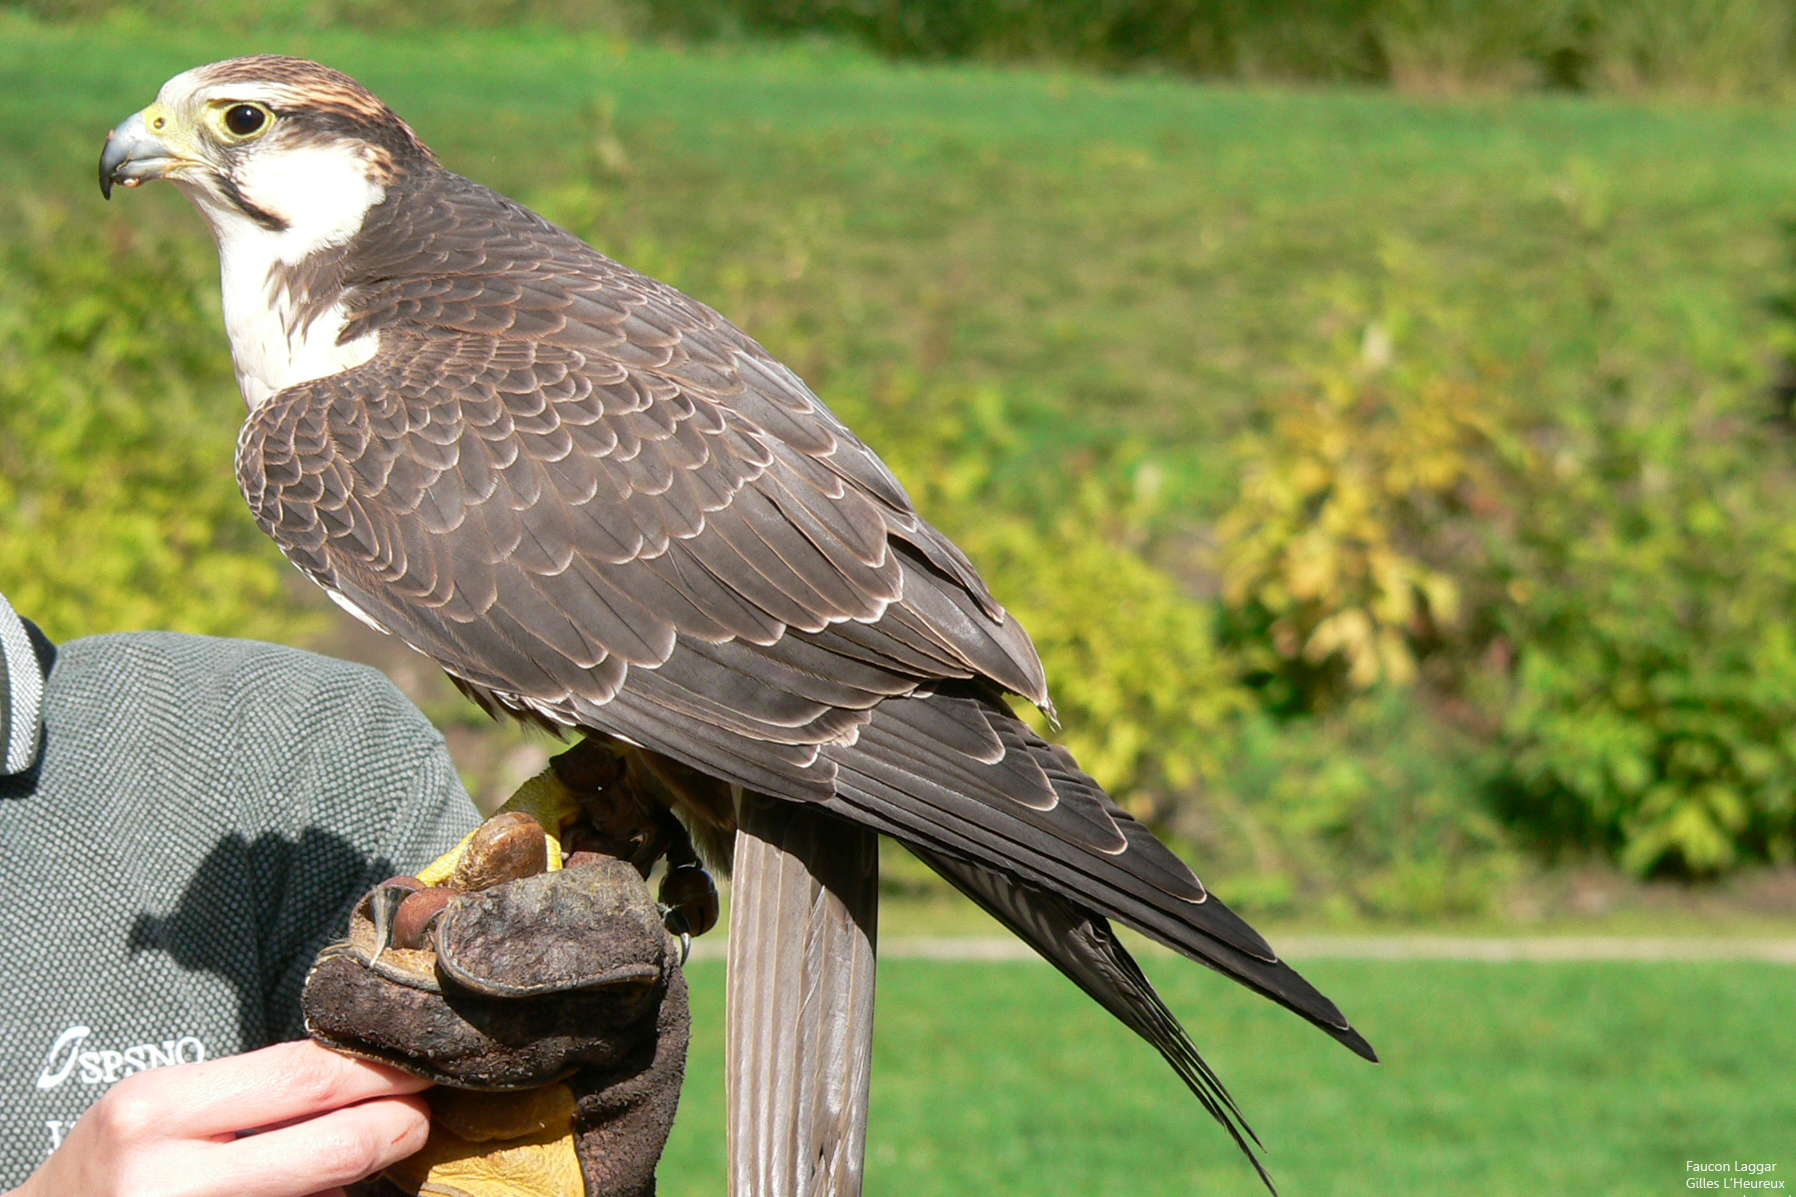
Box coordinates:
[815,682,1376,1060]
[907,843,1275,1191]
[726,795,880,1197]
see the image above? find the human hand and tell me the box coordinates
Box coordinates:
[8,1039,430,1197]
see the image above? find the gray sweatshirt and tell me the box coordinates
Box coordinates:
[0,594,479,1183]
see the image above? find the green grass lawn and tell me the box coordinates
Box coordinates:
[659,957,1794,1196]
[7,14,1796,516]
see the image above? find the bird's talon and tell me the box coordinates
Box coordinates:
[660,904,693,966]
[366,877,422,964]
[657,861,720,937]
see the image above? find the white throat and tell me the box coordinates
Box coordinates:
[185,141,385,409]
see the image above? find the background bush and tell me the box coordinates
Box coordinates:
[8,18,1796,914]
[661,0,1796,96]
[1490,389,1796,876]
[1207,265,1796,879]
[0,206,310,641]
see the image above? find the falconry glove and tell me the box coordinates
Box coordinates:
[303,807,691,1197]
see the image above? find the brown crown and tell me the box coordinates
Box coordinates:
[192,56,437,168]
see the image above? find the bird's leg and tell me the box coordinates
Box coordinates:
[656,811,721,946]
[559,741,726,940]
[418,736,722,949]
[554,738,670,871]
[415,737,626,886]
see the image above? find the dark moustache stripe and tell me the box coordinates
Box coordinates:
[217,174,289,232]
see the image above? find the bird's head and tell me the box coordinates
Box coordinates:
[99,56,434,247]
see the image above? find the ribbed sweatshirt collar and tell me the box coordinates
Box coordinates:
[0,593,48,776]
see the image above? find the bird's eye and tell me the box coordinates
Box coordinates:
[222,104,269,138]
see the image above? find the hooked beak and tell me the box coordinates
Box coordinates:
[99,110,188,199]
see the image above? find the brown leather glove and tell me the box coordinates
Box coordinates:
[303,814,690,1197]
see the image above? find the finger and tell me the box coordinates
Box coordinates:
[142,1041,430,1137]
[205,1094,430,1197]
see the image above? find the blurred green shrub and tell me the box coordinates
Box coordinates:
[1193,691,1515,919]
[1491,400,1796,876]
[683,0,1796,95]
[0,206,310,642]
[1215,279,1796,878]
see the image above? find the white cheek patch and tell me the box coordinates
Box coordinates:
[186,140,386,409]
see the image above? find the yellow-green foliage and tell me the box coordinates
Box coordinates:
[858,375,1523,911]
[0,208,310,643]
[1219,335,1504,694]
[1214,283,1796,878]
[1197,694,1517,919]
[980,502,1239,820]
[1205,323,1522,910]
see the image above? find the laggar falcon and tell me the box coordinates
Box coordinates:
[101,56,1375,1189]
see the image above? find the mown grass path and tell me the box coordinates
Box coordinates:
[663,956,1793,1195]
[690,933,1796,961]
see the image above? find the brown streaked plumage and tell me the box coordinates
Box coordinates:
[103,56,1375,1191]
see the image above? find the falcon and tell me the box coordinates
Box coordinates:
[101,56,1374,1189]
